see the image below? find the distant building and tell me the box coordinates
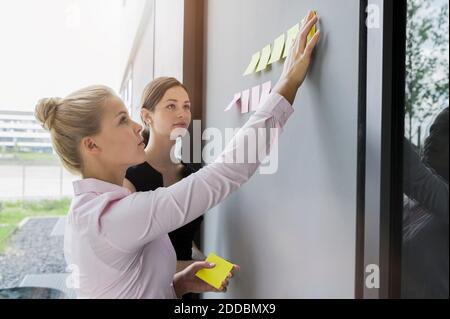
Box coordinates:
[0,110,53,153]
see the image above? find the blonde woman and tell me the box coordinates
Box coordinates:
[35,12,320,298]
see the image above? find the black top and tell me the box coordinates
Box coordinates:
[125,162,203,260]
[402,138,449,298]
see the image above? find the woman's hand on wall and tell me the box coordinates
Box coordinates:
[274,10,321,104]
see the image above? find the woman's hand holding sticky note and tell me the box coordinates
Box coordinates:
[195,253,236,290]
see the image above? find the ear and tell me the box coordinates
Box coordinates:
[81,136,101,155]
[141,109,153,126]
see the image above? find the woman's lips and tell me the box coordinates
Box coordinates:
[173,123,188,128]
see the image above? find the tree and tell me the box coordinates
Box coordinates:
[405,0,449,147]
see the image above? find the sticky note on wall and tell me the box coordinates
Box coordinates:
[243,52,261,76]
[195,253,234,290]
[255,44,272,72]
[268,34,286,65]
[283,23,300,58]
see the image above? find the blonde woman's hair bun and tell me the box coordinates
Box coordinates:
[35,97,63,130]
[33,85,114,174]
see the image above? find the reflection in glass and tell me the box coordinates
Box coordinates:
[402,0,449,299]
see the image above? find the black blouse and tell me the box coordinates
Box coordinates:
[125,162,203,260]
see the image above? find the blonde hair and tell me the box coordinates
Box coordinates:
[35,85,116,174]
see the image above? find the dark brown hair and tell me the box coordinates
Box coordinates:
[140,77,188,146]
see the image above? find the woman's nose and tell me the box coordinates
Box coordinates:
[134,121,143,133]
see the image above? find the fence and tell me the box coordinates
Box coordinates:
[0,165,77,200]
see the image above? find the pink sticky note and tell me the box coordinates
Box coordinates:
[241,89,250,114]
[250,85,261,112]
[225,93,241,111]
[260,81,272,104]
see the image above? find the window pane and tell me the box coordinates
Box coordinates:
[402,0,449,298]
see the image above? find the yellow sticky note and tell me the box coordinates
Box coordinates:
[243,52,261,76]
[268,34,286,65]
[307,11,317,42]
[283,23,300,58]
[195,253,234,290]
[255,44,272,72]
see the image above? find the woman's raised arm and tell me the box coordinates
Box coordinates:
[99,11,321,252]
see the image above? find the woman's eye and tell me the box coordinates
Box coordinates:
[184,104,191,110]
[167,104,176,110]
[120,117,128,124]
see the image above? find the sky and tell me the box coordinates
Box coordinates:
[0,0,124,112]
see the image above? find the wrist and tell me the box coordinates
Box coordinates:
[274,77,300,105]
[283,72,302,89]
[173,272,187,298]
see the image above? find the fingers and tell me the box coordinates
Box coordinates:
[191,261,215,273]
[219,278,230,292]
[304,30,321,57]
[215,287,227,293]
[218,265,240,292]
[301,10,316,32]
[298,15,319,54]
[300,10,314,29]
[199,264,240,293]
[291,11,316,57]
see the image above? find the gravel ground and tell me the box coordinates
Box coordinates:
[0,217,66,289]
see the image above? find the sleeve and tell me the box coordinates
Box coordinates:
[403,138,449,225]
[100,93,294,252]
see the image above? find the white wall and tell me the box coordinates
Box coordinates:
[118,0,153,82]
[128,2,156,121]
[202,0,360,298]
[119,0,186,120]
[153,0,184,80]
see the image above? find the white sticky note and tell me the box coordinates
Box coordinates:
[283,23,300,58]
[255,45,272,73]
[243,52,261,76]
[268,34,286,65]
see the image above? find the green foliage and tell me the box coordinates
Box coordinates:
[0,198,70,253]
[405,0,449,144]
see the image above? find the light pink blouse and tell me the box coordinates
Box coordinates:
[64,93,294,298]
